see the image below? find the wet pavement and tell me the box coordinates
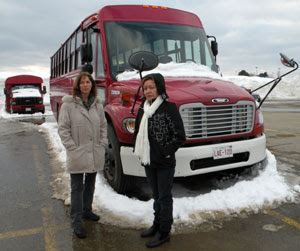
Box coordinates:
[0,119,72,251]
[1,101,300,250]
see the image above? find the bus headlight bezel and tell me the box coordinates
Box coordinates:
[123,118,135,133]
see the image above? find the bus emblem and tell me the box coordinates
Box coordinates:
[212,98,229,103]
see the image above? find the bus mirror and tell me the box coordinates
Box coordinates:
[80,43,93,63]
[211,40,218,56]
[129,51,159,115]
[81,63,93,74]
[42,86,47,94]
[280,53,296,68]
[128,51,159,72]
[4,88,10,95]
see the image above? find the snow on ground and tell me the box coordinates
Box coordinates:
[0,69,299,231]
[35,122,297,230]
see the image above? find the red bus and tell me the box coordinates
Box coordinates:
[4,75,46,114]
[50,5,266,193]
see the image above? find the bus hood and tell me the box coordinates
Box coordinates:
[164,77,254,106]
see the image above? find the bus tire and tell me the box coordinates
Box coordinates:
[104,123,135,194]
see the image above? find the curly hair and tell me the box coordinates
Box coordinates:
[72,72,97,98]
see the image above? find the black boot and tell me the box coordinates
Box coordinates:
[145,231,170,248]
[83,211,100,221]
[140,224,159,238]
[73,224,87,239]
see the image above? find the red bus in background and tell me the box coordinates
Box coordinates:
[50,5,266,193]
[4,75,46,114]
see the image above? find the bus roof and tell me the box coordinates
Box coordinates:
[5,75,43,85]
[96,5,203,28]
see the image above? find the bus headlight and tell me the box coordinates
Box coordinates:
[123,118,135,133]
[258,108,264,125]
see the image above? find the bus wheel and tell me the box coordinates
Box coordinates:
[104,124,135,194]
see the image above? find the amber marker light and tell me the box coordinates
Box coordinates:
[121,92,131,103]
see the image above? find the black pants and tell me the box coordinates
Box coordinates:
[144,166,175,233]
[70,172,97,228]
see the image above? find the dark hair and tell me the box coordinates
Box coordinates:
[142,75,155,87]
[142,73,168,99]
[72,72,97,98]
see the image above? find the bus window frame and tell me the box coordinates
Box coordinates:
[64,42,68,74]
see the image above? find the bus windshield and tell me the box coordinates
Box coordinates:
[104,21,218,79]
[12,85,39,90]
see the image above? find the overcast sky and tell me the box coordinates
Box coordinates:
[1,0,299,79]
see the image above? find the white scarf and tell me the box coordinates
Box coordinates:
[134,95,164,165]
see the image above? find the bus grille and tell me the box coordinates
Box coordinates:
[180,101,255,139]
[15,97,39,105]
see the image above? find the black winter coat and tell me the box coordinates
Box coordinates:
[133,99,186,168]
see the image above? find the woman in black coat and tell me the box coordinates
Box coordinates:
[133,73,186,248]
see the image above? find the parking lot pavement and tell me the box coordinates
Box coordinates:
[0,119,73,251]
[1,101,300,251]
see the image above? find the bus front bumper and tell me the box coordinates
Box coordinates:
[120,134,266,177]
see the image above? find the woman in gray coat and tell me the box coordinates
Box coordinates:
[58,72,107,238]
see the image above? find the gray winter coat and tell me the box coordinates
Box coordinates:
[58,95,107,173]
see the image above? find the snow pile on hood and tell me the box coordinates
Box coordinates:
[116,62,300,100]
[117,62,223,81]
[12,88,41,98]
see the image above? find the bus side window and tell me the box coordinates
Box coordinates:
[70,34,76,71]
[97,86,106,105]
[96,34,105,78]
[87,30,95,78]
[75,30,82,69]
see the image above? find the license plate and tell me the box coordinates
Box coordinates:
[25,108,31,112]
[213,145,233,159]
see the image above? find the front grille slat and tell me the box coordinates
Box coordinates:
[15,97,39,105]
[180,101,255,139]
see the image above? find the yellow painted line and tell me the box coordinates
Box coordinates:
[0,223,69,241]
[265,128,300,137]
[0,227,43,240]
[32,145,59,251]
[266,209,300,230]
[32,144,45,185]
[42,207,58,251]
[0,147,70,248]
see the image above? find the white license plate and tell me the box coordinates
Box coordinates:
[213,145,233,159]
[25,108,31,112]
